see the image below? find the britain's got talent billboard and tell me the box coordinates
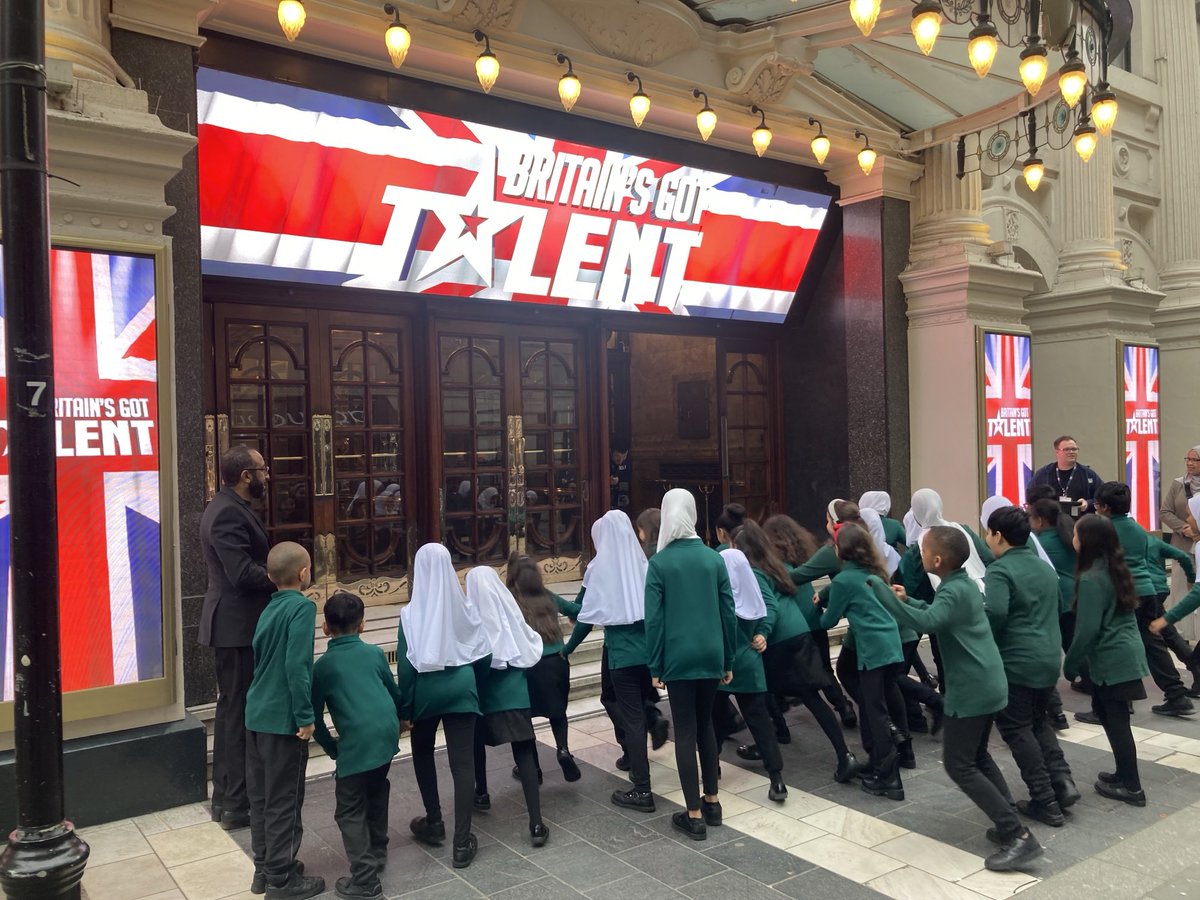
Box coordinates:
[0,247,162,700]
[197,69,831,323]
[981,331,1033,506]
[1122,343,1160,531]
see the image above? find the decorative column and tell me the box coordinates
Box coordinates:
[900,143,1039,524]
[1024,136,1162,487]
[1150,0,1200,501]
[45,0,123,83]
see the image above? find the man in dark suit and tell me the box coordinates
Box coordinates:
[200,444,276,830]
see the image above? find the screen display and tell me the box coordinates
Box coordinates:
[1124,344,1160,531]
[197,68,831,323]
[983,331,1033,506]
[0,247,161,700]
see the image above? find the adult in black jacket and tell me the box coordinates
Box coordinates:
[1029,435,1102,518]
[200,445,276,830]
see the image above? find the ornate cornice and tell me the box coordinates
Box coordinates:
[542,0,702,67]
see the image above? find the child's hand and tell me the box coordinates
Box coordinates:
[891,585,909,603]
[720,671,733,685]
[751,635,766,653]
[296,723,315,741]
[400,719,413,733]
[1149,616,1168,635]
[651,677,665,690]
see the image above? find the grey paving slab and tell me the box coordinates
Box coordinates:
[1148,861,1200,900]
[680,869,806,900]
[377,842,457,897]
[616,835,728,887]
[701,834,816,885]
[489,875,587,899]
[772,867,887,899]
[522,838,637,891]
[1020,857,1165,900]
[584,872,686,900]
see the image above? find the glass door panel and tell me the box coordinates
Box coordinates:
[721,347,774,520]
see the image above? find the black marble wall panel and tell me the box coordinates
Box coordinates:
[109,31,213,706]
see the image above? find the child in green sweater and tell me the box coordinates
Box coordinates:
[245,542,325,900]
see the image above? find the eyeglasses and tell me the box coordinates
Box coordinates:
[1186,457,1200,463]
[1058,447,1079,453]
[244,466,270,474]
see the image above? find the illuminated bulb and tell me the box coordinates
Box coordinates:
[1023,156,1045,192]
[476,50,499,93]
[693,90,717,141]
[384,22,411,68]
[752,123,772,157]
[857,145,877,176]
[629,90,650,127]
[1091,85,1118,136]
[1018,44,1048,96]
[1058,56,1087,109]
[911,2,942,56]
[277,0,305,42]
[849,0,881,37]
[1074,121,1098,162]
[967,19,999,78]
[558,72,581,112]
[811,133,831,165]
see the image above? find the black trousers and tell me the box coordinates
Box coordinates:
[473,730,543,827]
[246,730,309,883]
[1092,685,1141,792]
[857,664,906,780]
[899,640,943,725]
[1137,594,1187,701]
[1157,592,1196,669]
[601,648,661,748]
[994,683,1072,805]
[666,679,721,811]
[411,713,476,845]
[609,663,655,792]
[942,714,1021,839]
[811,629,851,712]
[212,646,254,814]
[713,691,783,774]
[335,762,390,888]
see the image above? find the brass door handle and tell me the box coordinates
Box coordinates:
[313,414,334,497]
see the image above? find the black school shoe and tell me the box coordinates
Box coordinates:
[1074,710,1101,725]
[834,752,861,784]
[1094,779,1146,807]
[251,861,305,895]
[452,834,478,869]
[265,872,326,900]
[473,792,491,812]
[897,741,916,770]
[220,809,251,831]
[650,716,670,750]
[1053,778,1081,809]
[512,765,544,784]
[558,750,582,782]
[985,830,1043,872]
[1153,697,1196,717]
[768,773,788,802]
[672,812,708,841]
[1016,798,1065,827]
[736,744,762,761]
[615,754,631,771]
[611,788,656,812]
[701,799,722,826]
[840,704,858,729]
[861,774,905,801]
[775,724,792,744]
[409,816,446,846]
[530,823,550,848]
[334,876,382,900]
[1050,713,1070,731]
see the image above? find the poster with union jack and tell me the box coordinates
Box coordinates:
[982,332,1034,506]
[0,247,162,701]
[196,69,830,323]
[1124,344,1160,531]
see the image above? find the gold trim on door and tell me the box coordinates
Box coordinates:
[507,413,526,557]
[204,415,218,501]
[312,413,333,497]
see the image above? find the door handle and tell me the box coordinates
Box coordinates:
[721,415,730,480]
[204,415,218,502]
[312,414,334,497]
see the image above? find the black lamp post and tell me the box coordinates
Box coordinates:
[0,0,90,896]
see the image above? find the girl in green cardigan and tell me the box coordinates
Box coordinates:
[1066,514,1151,807]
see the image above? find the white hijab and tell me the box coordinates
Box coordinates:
[720,548,767,621]
[861,508,902,575]
[912,488,987,590]
[859,491,892,517]
[580,510,648,626]
[658,488,700,553]
[466,567,543,669]
[1189,496,1200,571]
[981,495,1055,570]
[401,543,491,673]
[903,509,920,546]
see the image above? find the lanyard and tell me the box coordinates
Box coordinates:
[1055,466,1076,495]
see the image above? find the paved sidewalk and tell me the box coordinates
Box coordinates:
[76,672,1200,900]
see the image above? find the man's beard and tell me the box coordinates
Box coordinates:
[249,479,266,500]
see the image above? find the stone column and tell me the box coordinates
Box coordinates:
[1150,0,1200,517]
[45,0,123,84]
[1024,137,1162,489]
[900,144,1039,524]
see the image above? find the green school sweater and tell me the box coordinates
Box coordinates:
[312,634,403,776]
[645,537,737,681]
[982,545,1063,689]
[882,517,906,548]
[562,587,648,669]
[819,562,903,671]
[1035,528,1077,614]
[1109,514,1156,597]
[541,592,581,656]
[875,569,1008,718]
[788,543,840,586]
[245,589,317,735]
[1148,536,1196,596]
[477,665,531,714]
[395,622,491,722]
[755,570,812,644]
[898,526,994,598]
[1165,580,1200,626]
[721,615,768,694]
[1063,563,1149,685]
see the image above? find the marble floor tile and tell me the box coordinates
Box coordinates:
[132,814,172,837]
[787,834,906,884]
[157,805,213,831]
[77,821,155,868]
[147,823,239,868]
[737,784,837,819]
[802,806,909,848]
[873,832,984,882]
[721,806,824,850]
[1134,742,1175,762]
[659,788,757,818]
[956,868,1040,900]
[866,865,987,900]
[81,854,177,900]
[1156,752,1200,774]
[168,848,255,900]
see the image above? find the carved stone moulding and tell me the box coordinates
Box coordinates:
[542,0,703,67]
[725,52,812,105]
[436,0,526,29]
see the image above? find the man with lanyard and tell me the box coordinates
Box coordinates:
[1030,436,1102,520]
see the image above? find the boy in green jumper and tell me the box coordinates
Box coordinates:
[1146,534,1200,694]
[312,591,405,899]
[880,527,1042,873]
[245,542,325,900]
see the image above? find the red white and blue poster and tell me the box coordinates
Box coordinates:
[1124,344,1160,531]
[196,69,830,323]
[983,332,1033,505]
[0,247,161,701]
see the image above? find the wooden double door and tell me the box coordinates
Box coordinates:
[207,305,591,603]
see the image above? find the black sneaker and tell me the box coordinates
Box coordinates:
[701,799,722,826]
[834,753,860,784]
[1016,798,1065,827]
[334,876,382,899]
[252,862,305,895]
[615,754,631,771]
[409,816,446,846]
[512,765,544,784]
[473,792,491,812]
[557,750,581,783]
[530,823,550,848]
[985,830,1043,872]
[736,744,762,761]
[650,716,670,750]
[1053,778,1082,809]
[1153,697,1196,717]
[1094,779,1146,807]
[265,873,326,900]
[768,773,788,803]
[611,788,656,812]
[1050,713,1070,731]
[452,834,478,869]
[671,811,707,841]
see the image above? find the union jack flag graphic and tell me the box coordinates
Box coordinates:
[0,248,161,700]
[1124,344,1160,531]
[984,332,1033,505]
[195,69,830,323]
